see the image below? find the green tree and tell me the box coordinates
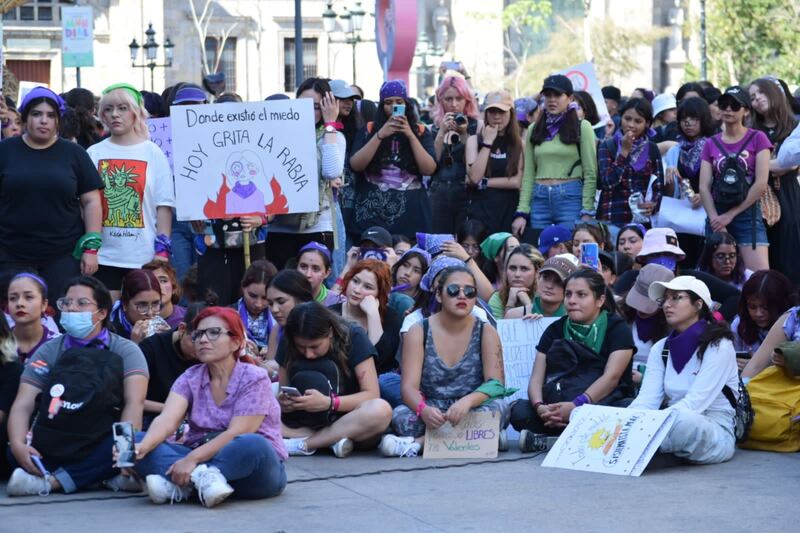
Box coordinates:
[706,0,800,86]
[499,0,554,96]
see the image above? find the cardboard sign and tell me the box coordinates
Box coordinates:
[423,411,501,459]
[17,81,44,108]
[557,62,610,127]
[62,6,94,68]
[147,117,173,171]
[171,99,319,221]
[542,405,677,476]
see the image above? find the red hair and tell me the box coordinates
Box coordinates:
[340,259,391,318]
[121,269,161,303]
[192,306,255,364]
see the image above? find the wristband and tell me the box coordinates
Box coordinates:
[330,392,340,412]
[260,214,268,226]
[155,251,170,259]
[478,177,489,191]
[72,232,103,259]
[532,401,544,412]
[513,211,529,221]
[415,400,427,418]
[572,393,591,407]
[376,132,384,141]
[480,142,493,150]
[325,121,344,130]
[83,249,98,255]
[154,233,172,255]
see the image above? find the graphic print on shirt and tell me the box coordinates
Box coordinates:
[98,159,147,228]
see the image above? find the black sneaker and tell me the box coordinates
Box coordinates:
[518,429,556,453]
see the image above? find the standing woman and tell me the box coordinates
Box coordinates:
[6,274,59,365]
[465,90,523,235]
[87,84,174,298]
[349,80,437,241]
[749,78,800,284]
[512,75,598,239]
[0,87,103,306]
[699,86,772,272]
[429,76,481,234]
[266,77,346,270]
[597,98,664,228]
[329,79,363,247]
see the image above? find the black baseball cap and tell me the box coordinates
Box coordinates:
[718,86,751,109]
[359,226,392,248]
[602,85,622,102]
[542,74,573,96]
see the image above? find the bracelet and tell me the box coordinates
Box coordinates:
[72,232,103,260]
[376,132,384,141]
[572,393,591,407]
[83,249,98,255]
[513,211,528,221]
[324,121,344,130]
[532,401,544,412]
[415,400,427,418]
[480,142,493,150]
[154,233,172,255]
[259,214,269,226]
[330,392,340,412]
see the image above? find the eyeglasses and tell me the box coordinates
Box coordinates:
[680,117,699,126]
[718,101,742,112]
[713,252,737,264]
[56,297,97,311]
[657,293,688,308]
[191,327,232,343]
[132,301,163,314]
[445,284,478,299]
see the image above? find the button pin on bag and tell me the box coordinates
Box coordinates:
[48,383,65,419]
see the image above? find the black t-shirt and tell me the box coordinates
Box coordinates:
[139,331,197,406]
[328,303,403,374]
[537,314,635,390]
[276,324,377,395]
[0,137,103,261]
[0,359,22,414]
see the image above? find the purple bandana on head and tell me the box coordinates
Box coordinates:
[615,130,650,172]
[400,246,431,266]
[232,181,257,199]
[19,86,66,116]
[544,102,579,141]
[380,80,408,101]
[299,241,332,262]
[420,256,464,292]
[416,233,455,257]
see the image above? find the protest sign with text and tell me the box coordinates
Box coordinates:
[147,117,173,171]
[424,411,501,460]
[557,62,610,127]
[171,99,318,221]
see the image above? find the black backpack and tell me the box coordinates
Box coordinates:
[710,131,756,208]
[283,357,342,430]
[31,346,124,461]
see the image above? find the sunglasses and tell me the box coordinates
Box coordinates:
[445,283,477,299]
[718,100,743,112]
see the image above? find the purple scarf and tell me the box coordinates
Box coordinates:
[635,314,661,343]
[678,135,706,178]
[62,328,110,350]
[232,181,257,199]
[665,320,707,374]
[544,102,579,141]
[615,130,650,172]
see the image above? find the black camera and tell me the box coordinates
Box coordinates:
[454,113,467,126]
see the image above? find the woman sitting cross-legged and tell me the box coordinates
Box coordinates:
[511,268,635,452]
[130,306,287,508]
[278,302,392,458]
[629,276,740,464]
[381,266,512,457]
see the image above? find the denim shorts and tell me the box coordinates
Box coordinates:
[530,179,583,229]
[706,204,769,247]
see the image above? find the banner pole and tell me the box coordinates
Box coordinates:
[242,231,251,269]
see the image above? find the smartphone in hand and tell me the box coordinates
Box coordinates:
[280,386,302,397]
[113,421,136,467]
[580,243,600,272]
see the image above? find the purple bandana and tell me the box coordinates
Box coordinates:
[544,102,579,141]
[666,320,707,374]
[415,233,455,257]
[635,313,661,343]
[646,254,677,271]
[232,181,257,199]
[615,130,650,172]
[678,135,707,178]
[299,241,332,262]
[19,86,66,116]
[63,328,110,350]
[380,80,408,101]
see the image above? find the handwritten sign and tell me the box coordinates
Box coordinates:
[147,117,173,171]
[171,99,318,221]
[542,405,677,476]
[62,6,94,68]
[423,411,500,459]
[651,196,706,237]
[557,62,610,127]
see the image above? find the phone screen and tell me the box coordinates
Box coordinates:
[360,248,388,262]
[392,104,406,117]
[580,243,600,271]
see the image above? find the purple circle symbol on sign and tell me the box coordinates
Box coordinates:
[375,0,418,85]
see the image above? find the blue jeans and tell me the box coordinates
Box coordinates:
[170,212,196,283]
[133,433,286,500]
[706,204,769,247]
[529,180,584,229]
[7,434,117,494]
[379,372,403,408]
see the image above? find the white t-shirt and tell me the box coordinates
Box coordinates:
[87,139,175,268]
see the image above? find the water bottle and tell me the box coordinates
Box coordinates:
[681,178,696,200]
[628,191,648,223]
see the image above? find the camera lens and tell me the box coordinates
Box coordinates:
[449,132,461,145]
[454,113,467,125]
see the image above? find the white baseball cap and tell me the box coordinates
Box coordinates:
[648,275,713,309]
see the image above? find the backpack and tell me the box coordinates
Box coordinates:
[31,347,124,461]
[739,365,800,452]
[710,131,756,209]
[661,349,754,444]
[283,356,342,430]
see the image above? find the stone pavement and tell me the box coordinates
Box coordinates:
[1,447,797,532]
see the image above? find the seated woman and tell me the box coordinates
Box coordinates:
[296,242,341,306]
[571,222,611,261]
[696,232,752,290]
[7,276,148,496]
[132,307,286,507]
[505,255,579,319]
[512,269,635,452]
[391,247,431,302]
[234,260,279,360]
[278,302,392,457]
[457,219,488,272]
[479,232,520,288]
[110,269,171,343]
[138,303,207,423]
[487,244,544,319]
[616,223,646,263]
[141,261,186,329]
[0,314,21,473]
[629,276,740,465]
[731,270,793,371]
[742,297,800,381]
[7,273,59,365]
[267,270,315,337]
[381,266,510,457]
[328,260,403,377]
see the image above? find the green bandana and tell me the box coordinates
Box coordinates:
[102,83,144,106]
[480,232,512,261]
[475,378,518,404]
[315,283,329,303]
[531,296,566,317]
[564,310,608,354]
[72,232,103,259]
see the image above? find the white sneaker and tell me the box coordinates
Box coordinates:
[379,435,421,458]
[104,473,144,493]
[145,475,191,504]
[284,437,316,456]
[6,468,51,497]
[190,465,234,508]
[331,438,354,458]
[498,429,509,452]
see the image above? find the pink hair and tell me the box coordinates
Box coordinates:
[431,76,480,125]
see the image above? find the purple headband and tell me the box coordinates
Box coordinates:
[298,241,332,262]
[19,86,66,116]
[400,246,432,267]
[380,80,408,101]
[10,272,49,297]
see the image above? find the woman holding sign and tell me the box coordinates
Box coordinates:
[87,84,174,298]
[381,266,511,458]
